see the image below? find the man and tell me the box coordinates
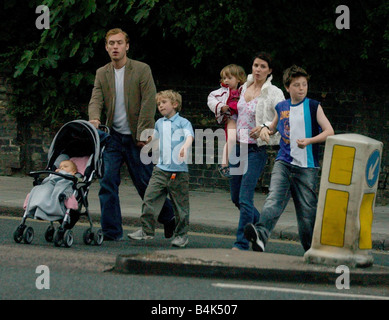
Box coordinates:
[88,28,175,241]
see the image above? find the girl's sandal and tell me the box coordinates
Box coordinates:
[218,164,231,178]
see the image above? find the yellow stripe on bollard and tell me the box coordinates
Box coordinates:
[321,189,349,247]
[359,193,374,250]
[329,145,356,185]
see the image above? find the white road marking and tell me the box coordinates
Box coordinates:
[213,283,389,300]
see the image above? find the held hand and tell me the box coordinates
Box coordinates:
[259,127,271,144]
[140,141,152,154]
[249,126,262,139]
[220,106,231,124]
[221,105,230,114]
[89,119,101,128]
[138,136,153,149]
[136,141,147,148]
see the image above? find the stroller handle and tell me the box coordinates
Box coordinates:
[98,125,110,135]
[29,171,79,184]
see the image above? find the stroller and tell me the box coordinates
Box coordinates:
[13,120,110,248]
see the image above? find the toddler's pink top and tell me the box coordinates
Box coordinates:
[227,89,240,116]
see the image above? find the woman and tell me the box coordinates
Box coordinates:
[229,52,285,250]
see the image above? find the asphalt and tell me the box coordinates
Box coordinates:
[1,175,389,285]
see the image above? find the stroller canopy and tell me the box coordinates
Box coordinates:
[47,120,105,178]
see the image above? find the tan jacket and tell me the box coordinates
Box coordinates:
[88,58,157,142]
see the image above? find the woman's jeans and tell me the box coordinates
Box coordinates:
[255,160,319,251]
[99,130,174,240]
[229,144,268,250]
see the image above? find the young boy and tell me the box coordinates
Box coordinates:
[128,90,194,248]
[244,65,334,252]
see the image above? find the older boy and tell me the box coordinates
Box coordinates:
[128,90,194,248]
[244,65,334,252]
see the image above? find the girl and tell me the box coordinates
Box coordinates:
[207,64,247,177]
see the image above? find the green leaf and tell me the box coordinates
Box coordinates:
[13,50,33,77]
[69,41,80,57]
[32,63,41,76]
[134,8,150,23]
[109,0,120,12]
[71,73,83,86]
[125,0,136,14]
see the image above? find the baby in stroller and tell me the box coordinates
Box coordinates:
[56,159,78,174]
[23,159,80,220]
[13,119,107,248]
[14,155,103,248]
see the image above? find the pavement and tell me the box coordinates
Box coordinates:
[1,175,389,285]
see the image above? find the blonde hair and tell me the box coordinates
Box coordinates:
[220,64,247,86]
[156,90,183,112]
[105,28,129,44]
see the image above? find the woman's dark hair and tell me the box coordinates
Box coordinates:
[253,52,273,70]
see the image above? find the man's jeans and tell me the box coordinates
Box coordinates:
[99,130,174,240]
[255,160,319,251]
[229,144,268,250]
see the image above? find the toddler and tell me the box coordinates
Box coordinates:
[207,64,246,178]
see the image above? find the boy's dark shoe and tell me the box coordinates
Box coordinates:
[164,218,175,239]
[244,223,265,252]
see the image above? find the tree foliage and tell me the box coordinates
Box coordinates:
[0,0,388,127]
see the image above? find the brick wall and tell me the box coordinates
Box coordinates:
[317,88,389,205]
[1,78,388,205]
[0,76,21,175]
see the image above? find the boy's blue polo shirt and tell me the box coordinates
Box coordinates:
[154,112,194,172]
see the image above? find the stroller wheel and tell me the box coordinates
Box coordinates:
[13,225,25,243]
[64,230,74,248]
[83,228,93,245]
[53,229,64,247]
[44,225,55,242]
[23,226,34,244]
[93,229,104,246]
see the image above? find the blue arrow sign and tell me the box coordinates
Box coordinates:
[365,150,380,188]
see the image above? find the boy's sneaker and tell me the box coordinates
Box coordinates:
[127,229,154,240]
[244,224,265,252]
[171,235,189,248]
